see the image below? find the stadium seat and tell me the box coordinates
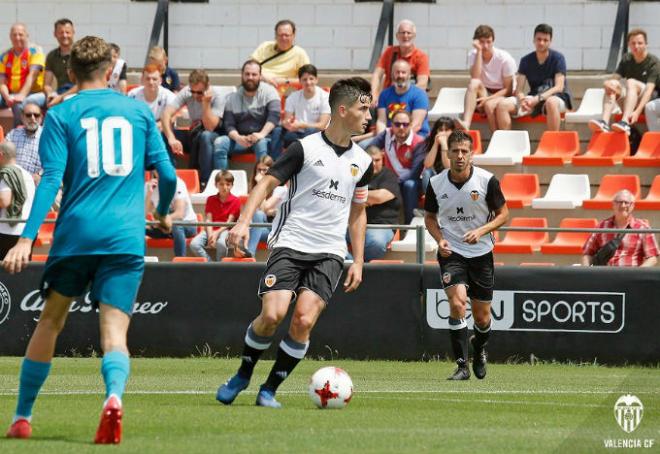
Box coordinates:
[191,169,249,204]
[0,125,3,141]
[428,87,466,120]
[467,130,482,154]
[221,257,256,262]
[572,132,630,166]
[35,211,58,247]
[144,256,159,262]
[389,216,438,253]
[500,173,540,208]
[564,88,620,123]
[493,217,549,254]
[531,174,591,209]
[172,256,208,263]
[126,83,139,92]
[540,218,598,255]
[582,174,641,210]
[176,169,200,194]
[369,259,404,264]
[31,254,48,262]
[622,132,660,167]
[522,131,580,166]
[635,175,660,210]
[276,82,303,111]
[472,130,530,166]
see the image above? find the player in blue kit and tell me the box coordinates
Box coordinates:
[3,36,177,444]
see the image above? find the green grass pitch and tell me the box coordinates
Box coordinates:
[0,357,658,453]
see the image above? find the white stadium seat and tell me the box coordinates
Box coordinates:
[213,85,237,113]
[428,87,466,121]
[191,169,249,204]
[390,217,437,253]
[472,130,530,166]
[565,88,621,123]
[532,174,591,209]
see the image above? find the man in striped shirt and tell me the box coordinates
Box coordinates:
[582,189,658,267]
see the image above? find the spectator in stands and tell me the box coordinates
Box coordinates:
[251,19,310,86]
[44,18,76,107]
[213,59,280,170]
[107,43,127,94]
[148,46,180,92]
[590,29,659,135]
[269,64,330,158]
[370,20,430,106]
[0,23,46,127]
[495,23,572,132]
[5,101,42,184]
[190,170,241,261]
[414,116,454,194]
[0,141,35,259]
[582,189,658,267]
[455,25,516,132]
[161,69,225,186]
[371,109,424,223]
[347,145,402,262]
[145,171,197,257]
[128,64,176,130]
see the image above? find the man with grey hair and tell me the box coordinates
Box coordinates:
[0,141,35,258]
[370,19,430,106]
[582,189,658,267]
[6,101,42,184]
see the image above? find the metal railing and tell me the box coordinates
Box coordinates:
[145,0,170,65]
[368,0,395,72]
[606,0,631,72]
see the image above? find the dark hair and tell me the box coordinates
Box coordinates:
[447,130,473,150]
[533,23,553,38]
[275,19,296,34]
[109,42,120,54]
[627,28,647,44]
[54,18,73,30]
[242,58,261,74]
[473,25,494,40]
[298,64,317,79]
[216,170,234,184]
[328,77,372,114]
[70,36,112,83]
[422,117,454,152]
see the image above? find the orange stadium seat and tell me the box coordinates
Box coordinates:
[572,132,630,166]
[277,82,303,112]
[582,175,641,210]
[35,211,57,247]
[0,125,4,141]
[230,153,256,164]
[500,173,540,208]
[176,169,200,194]
[635,175,660,210]
[126,84,139,92]
[623,132,660,167]
[522,131,580,166]
[494,217,549,254]
[369,259,404,264]
[31,254,48,262]
[172,257,207,263]
[540,218,598,255]
[467,130,482,154]
[221,257,256,262]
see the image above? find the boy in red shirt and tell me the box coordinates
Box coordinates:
[190,171,241,261]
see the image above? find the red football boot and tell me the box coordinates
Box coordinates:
[94,395,122,444]
[6,418,32,439]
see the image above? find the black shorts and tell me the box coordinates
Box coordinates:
[258,247,344,305]
[437,250,494,302]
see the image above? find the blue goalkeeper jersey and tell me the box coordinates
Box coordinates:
[23,88,172,256]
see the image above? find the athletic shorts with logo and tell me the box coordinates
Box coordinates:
[41,254,144,315]
[437,250,494,301]
[258,247,344,304]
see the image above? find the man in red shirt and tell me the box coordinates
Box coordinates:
[190,170,242,261]
[582,189,659,267]
[370,19,430,106]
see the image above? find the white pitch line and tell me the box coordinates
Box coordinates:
[366,395,609,408]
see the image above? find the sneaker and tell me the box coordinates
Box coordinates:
[589,119,610,133]
[255,385,282,408]
[611,120,631,135]
[446,361,470,381]
[6,418,31,439]
[470,335,488,380]
[94,395,122,444]
[216,374,249,405]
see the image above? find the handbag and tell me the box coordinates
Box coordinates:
[591,232,625,266]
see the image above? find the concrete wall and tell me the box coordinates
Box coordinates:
[0,0,659,71]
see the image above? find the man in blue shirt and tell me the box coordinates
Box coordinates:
[4,36,177,445]
[495,23,572,131]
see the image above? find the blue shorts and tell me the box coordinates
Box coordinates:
[41,254,144,315]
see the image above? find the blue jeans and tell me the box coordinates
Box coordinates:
[346,227,395,262]
[421,168,436,194]
[270,126,319,159]
[247,210,270,256]
[401,179,420,224]
[146,225,196,257]
[213,135,270,170]
[0,92,46,127]
[198,130,220,185]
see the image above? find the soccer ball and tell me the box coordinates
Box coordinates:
[308,366,353,409]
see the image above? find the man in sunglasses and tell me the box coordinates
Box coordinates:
[6,101,43,184]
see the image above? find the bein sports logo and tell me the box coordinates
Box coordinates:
[426,289,625,333]
[0,281,10,325]
[614,394,643,433]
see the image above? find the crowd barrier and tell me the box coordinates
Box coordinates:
[0,264,657,364]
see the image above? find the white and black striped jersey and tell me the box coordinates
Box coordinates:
[266,132,374,259]
[424,166,506,258]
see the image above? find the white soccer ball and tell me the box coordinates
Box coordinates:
[308,366,353,409]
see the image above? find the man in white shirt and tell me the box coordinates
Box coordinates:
[456,25,516,132]
[270,64,330,158]
[128,64,176,130]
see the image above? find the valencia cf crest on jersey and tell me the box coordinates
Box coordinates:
[470,190,479,201]
[265,274,277,288]
[350,164,359,177]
